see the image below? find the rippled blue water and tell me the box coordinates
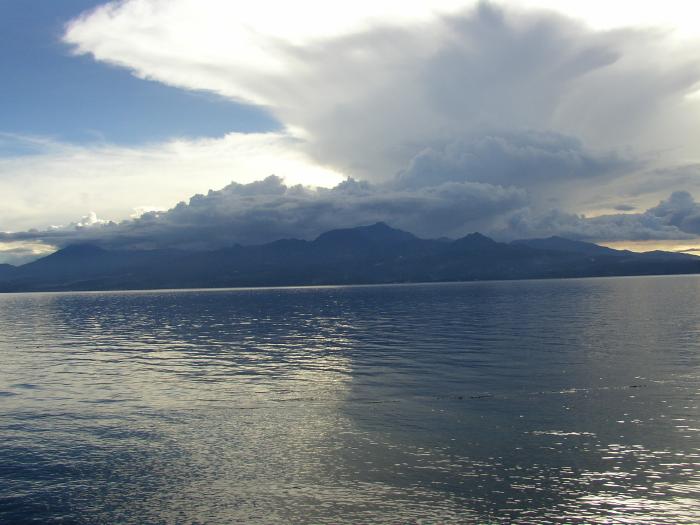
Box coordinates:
[1,276,700,524]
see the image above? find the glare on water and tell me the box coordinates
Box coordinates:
[1,276,700,523]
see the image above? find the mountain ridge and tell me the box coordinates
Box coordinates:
[1,223,699,292]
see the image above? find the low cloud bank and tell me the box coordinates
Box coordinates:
[3,178,700,260]
[505,191,700,241]
[0,175,526,251]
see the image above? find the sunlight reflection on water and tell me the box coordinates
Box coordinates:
[1,276,700,523]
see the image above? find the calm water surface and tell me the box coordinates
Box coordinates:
[1,276,699,524]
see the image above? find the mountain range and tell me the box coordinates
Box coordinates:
[1,222,699,292]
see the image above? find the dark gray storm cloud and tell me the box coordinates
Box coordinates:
[505,191,700,241]
[0,174,527,250]
[5,173,700,254]
[647,191,700,235]
[394,131,636,196]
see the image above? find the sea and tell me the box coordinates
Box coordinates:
[1,275,699,524]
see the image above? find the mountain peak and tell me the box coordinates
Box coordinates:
[314,222,416,245]
[453,232,498,246]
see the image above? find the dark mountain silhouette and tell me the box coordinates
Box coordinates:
[512,235,624,257]
[1,222,699,292]
[315,221,417,246]
[0,264,15,280]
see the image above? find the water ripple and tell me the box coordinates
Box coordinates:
[1,276,700,523]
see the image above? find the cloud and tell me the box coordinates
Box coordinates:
[7,177,700,266]
[64,0,700,191]
[647,190,700,235]
[0,174,527,252]
[0,132,343,232]
[5,173,700,263]
[505,191,700,241]
[393,131,637,209]
[0,241,56,266]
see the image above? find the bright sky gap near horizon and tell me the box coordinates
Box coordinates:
[1,0,700,264]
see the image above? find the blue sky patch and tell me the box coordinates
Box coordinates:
[0,0,279,149]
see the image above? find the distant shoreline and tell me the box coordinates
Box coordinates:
[2,271,699,296]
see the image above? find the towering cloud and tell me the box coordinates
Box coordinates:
[64,1,700,192]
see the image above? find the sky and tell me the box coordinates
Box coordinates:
[1,0,700,264]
